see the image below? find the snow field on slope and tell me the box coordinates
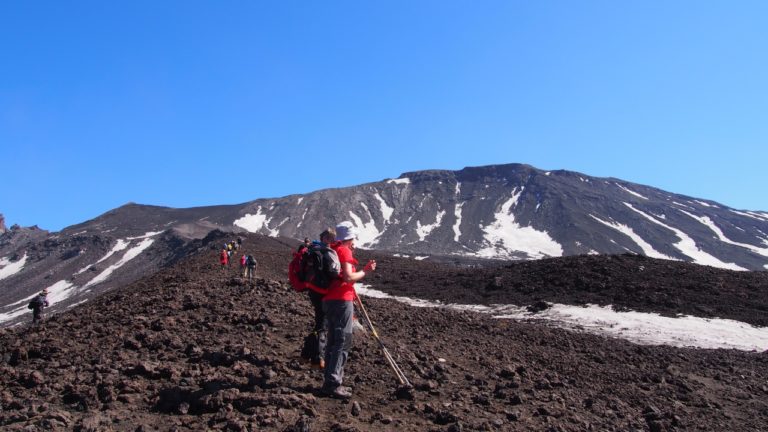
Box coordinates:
[356,285,768,351]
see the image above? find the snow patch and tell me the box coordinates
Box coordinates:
[234,207,277,235]
[590,215,676,260]
[679,210,768,258]
[414,256,429,261]
[625,203,746,270]
[615,183,649,200]
[83,237,156,288]
[46,280,77,306]
[374,193,394,223]
[355,285,768,351]
[0,254,27,281]
[297,197,303,205]
[453,182,464,242]
[476,188,563,259]
[387,178,410,185]
[348,210,382,248]
[416,210,446,242]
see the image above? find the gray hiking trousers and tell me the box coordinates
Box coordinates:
[323,299,354,389]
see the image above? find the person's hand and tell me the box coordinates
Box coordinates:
[364,260,377,272]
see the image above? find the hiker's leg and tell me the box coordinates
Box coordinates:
[323,300,353,389]
[309,291,326,362]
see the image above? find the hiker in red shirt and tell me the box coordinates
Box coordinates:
[321,221,376,399]
[220,248,228,268]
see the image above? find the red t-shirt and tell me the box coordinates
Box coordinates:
[323,242,358,302]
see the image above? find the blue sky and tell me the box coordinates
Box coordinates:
[2,1,767,232]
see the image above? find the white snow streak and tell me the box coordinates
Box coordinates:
[453,182,464,242]
[731,210,768,222]
[355,285,768,351]
[348,210,381,248]
[0,254,27,281]
[374,193,394,223]
[671,201,694,210]
[414,256,429,261]
[83,237,156,288]
[416,210,446,242]
[679,210,768,258]
[694,200,716,208]
[477,188,563,259]
[75,239,129,275]
[128,231,163,240]
[297,197,303,205]
[625,203,746,270]
[45,280,77,306]
[297,208,309,228]
[616,183,649,200]
[590,215,676,260]
[387,178,411,185]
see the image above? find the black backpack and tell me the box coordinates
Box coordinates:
[298,244,340,289]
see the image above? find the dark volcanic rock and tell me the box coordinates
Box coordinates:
[0,236,767,430]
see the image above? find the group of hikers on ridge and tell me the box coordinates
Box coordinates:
[291,221,377,399]
[219,237,257,280]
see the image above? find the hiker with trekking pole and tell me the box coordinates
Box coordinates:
[319,221,378,399]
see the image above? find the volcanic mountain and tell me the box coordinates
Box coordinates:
[1,232,768,431]
[2,162,768,327]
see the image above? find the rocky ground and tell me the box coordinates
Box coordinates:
[2,234,768,431]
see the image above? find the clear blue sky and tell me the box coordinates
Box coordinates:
[2,1,767,232]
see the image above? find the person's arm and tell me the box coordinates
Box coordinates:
[341,260,376,283]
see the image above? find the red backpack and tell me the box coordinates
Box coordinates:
[288,243,341,293]
[288,246,309,292]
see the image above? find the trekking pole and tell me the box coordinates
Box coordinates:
[354,296,411,387]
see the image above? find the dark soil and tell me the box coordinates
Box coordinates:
[2,234,768,431]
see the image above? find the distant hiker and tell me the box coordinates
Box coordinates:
[321,221,376,399]
[237,237,243,248]
[298,237,311,253]
[220,248,229,268]
[245,254,257,281]
[28,289,50,324]
[299,228,338,369]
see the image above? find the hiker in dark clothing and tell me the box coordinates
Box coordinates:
[300,228,336,369]
[245,254,257,281]
[29,289,50,324]
[322,221,376,399]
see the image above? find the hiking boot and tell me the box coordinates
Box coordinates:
[321,385,352,399]
[310,359,325,370]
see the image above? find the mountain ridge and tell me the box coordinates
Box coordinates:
[2,162,768,327]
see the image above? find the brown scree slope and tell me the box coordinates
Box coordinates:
[1,234,768,431]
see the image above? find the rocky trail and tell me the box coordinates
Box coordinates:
[2,234,768,431]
